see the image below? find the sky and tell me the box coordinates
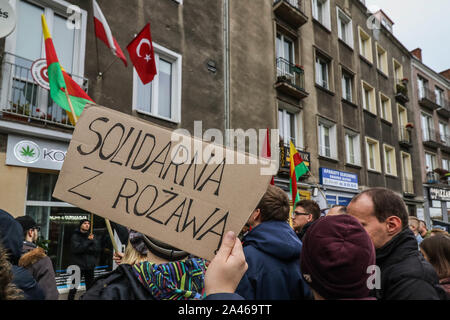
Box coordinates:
[365,0,450,73]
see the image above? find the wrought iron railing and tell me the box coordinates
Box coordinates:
[399,127,411,144]
[276,57,306,92]
[273,0,304,12]
[402,178,414,194]
[418,86,436,103]
[0,52,89,128]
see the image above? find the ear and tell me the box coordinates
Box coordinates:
[307,214,313,222]
[27,229,34,238]
[385,216,402,235]
[253,209,261,222]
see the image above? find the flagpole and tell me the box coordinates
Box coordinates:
[98,57,118,78]
[63,89,119,252]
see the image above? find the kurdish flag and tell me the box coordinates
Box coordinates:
[289,140,309,207]
[41,15,94,118]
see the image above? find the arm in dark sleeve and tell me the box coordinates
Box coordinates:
[204,293,245,300]
[70,234,91,254]
[386,278,443,300]
[34,257,59,300]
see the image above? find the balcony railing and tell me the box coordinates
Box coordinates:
[418,86,439,111]
[278,142,310,178]
[395,80,409,104]
[423,128,440,148]
[426,171,440,184]
[273,0,308,28]
[0,52,89,128]
[436,96,450,118]
[402,178,414,195]
[275,57,307,99]
[399,127,412,147]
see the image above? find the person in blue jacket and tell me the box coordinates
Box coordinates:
[0,209,45,300]
[235,185,311,300]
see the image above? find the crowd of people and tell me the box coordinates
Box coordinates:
[1,185,449,301]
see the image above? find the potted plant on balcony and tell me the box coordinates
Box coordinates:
[405,122,414,129]
[433,168,449,183]
[401,78,409,85]
[396,83,407,96]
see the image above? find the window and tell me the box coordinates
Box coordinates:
[312,0,331,29]
[366,137,381,172]
[318,120,337,159]
[443,159,450,171]
[315,55,330,89]
[358,27,373,63]
[376,43,388,75]
[276,34,295,64]
[393,59,403,85]
[362,81,376,114]
[345,131,360,165]
[1,0,87,125]
[278,108,301,147]
[341,72,353,102]
[425,153,437,172]
[133,43,182,123]
[439,122,449,144]
[379,93,392,122]
[401,152,413,193]
[398,104,408,140]
[337,8,353,47]
[384,144,397,176]
[381,17,393,33]
[435,87,444,107]
[421,113,434,141]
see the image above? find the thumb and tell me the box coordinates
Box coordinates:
[215,231,236,262]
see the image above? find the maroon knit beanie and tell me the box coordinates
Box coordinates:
[300,214,376,300]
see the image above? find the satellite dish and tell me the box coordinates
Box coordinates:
[0,0,16,39]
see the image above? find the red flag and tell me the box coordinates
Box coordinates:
[261,128,275,185]
[127,23,157,85]
[93,0,127,66]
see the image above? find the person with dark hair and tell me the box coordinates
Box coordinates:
[81,230,207,300]
[235,185,311,300]
[418,220,429,239]
[0,209,44,300]
[420,234,450,297]
[68,218,101,300]
[291,199,321,241]
[300,215,376,300]
[0,241,24,300]
[347,188,446,300]
[15,215,58,300]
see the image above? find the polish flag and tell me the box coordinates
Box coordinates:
[261,128,275,185]
[93,0,127,66]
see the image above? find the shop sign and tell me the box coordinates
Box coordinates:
[6,134,68,170]
[429,187,450,202]
[320,167,358,190]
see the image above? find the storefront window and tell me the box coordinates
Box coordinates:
[26,172,113,289]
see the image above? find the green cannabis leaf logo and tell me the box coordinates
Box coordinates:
[20,146,36,158]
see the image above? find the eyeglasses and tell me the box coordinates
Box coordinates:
[33,226,41,232]
[292,211,311,218]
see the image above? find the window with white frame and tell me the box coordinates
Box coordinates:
[341,71,353,102]
[337,8,353,47]
[425,152,437,172]
[384,144,397,176]
[276,33,295,63]
[345,131,360,165]
[376,43,388,75]
[366,137,381,172]
[401,152,413,192]
[362,81,376,114]
[421,112,434,141]
[278,108,301,147]
[443,159,449,171]
[1,0,87,125]
[133,43,182,123]
[358,27,373,63]
[393,59,404,85]
[379,93,392,122]
[318,120,337,159]
[439,122,449,144]
[312,0,331,29]
[435,86,444,107]
[315,54,330,89]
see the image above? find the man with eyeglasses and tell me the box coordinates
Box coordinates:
[291,200,321,242]
[15,215,59,300]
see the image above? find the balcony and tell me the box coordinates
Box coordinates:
[275,58,308,100]
[418,87,439,111]
[273,0,308,29]
[399,127,412,148]
[278,142,310,180]
[0,53,89,129]
[395,80,409,105]
[426,171,440,184]
[439,134,450,153]
[402,178,415,196]
[423,129,440,149]
[436,97,450,118]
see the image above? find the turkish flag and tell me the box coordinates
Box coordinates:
[127,23,157,85]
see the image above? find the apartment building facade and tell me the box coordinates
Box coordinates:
[0,0,276,291]
[272,0,423,214]
[410,48,450,227]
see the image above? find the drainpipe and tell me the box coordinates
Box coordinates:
[223,0,230,146]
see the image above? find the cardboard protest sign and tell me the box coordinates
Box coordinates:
[53,105,272,260]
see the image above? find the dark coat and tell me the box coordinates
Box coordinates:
[236,220,311,300]
[0,209,45,300]
[19,242,59,300]
[297,221,314,242]
[375,227,447,300]
[70,229,101,270]
[81,264,155,300]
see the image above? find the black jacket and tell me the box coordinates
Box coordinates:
[375,227,447,300]
[81,264,155,300]
[297,221,314,242]
[70,229,101,270]
[0,209,45,300]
